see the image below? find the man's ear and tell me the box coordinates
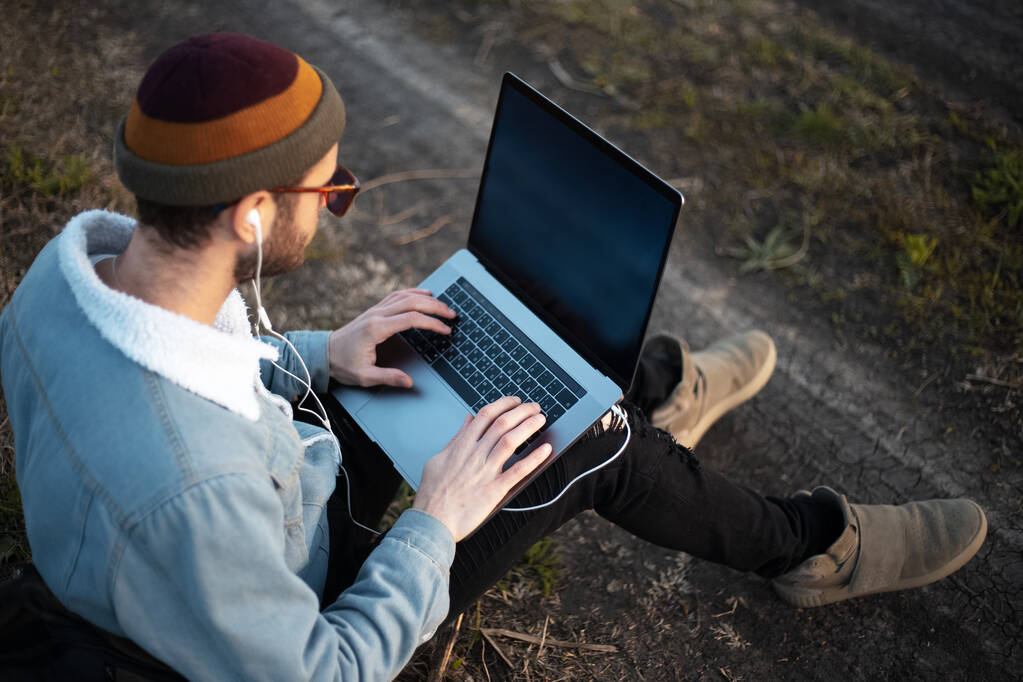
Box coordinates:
[231,191,275,246]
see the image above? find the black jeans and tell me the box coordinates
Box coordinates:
[318,356,835,618]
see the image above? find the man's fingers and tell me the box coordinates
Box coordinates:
[466,397,522,440]
[362,291,458,340]
[374,311,451,340]
[476,402,543,454]
[359,366,413,389]
[499,442,553,488]
[485,409,545,460]
[401,311,453,334]
[381,288,431,303]
[378,292,456,320]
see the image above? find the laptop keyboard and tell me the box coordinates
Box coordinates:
[399,278,583,425]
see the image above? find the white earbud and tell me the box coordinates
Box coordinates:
[247,209,262,246]
[246,208,272,330]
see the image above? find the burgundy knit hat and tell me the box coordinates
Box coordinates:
[114,33,346,206]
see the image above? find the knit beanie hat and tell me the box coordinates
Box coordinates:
[114,33,346,206]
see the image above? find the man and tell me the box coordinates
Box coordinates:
[0,33,986,680]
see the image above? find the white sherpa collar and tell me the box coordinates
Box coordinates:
[58,209,278,421]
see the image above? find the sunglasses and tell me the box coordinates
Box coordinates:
[270,165,360,217]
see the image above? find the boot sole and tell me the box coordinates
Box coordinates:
[678,337,777,449]
[773,501,988,607]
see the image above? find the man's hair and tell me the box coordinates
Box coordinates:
[134,189,302,251]
[134,198,221,250]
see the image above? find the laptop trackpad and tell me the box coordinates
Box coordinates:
[357,347,469,490]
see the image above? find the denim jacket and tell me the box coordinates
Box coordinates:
[0,210,455,681]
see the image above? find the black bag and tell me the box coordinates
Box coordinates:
[0,564,185,681]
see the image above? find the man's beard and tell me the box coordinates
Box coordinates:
[234,195,310,282]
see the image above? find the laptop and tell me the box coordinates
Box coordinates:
[331,72,683,501]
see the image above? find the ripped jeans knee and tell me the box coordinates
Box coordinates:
[581,400,701,472]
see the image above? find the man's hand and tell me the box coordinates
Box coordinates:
[414,397,552,542]
[329,288,455,388]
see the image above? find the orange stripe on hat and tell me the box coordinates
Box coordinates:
[124,56,322,166]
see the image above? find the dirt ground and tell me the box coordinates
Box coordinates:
[1,0,1020,680]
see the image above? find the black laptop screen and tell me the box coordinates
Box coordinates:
[468,75,681,391]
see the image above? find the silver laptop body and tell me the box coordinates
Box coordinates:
[332,73,683,500]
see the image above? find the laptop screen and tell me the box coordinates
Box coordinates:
[468,74,682,391]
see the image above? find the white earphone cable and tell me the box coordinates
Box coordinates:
[249,211,380,536]
[502,403,630,513]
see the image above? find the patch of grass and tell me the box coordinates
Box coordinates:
[895,233,939,291]
[667,33,721,68]
[581,47,655,91]
[972,145,1023,228]
[635,107,674,130]
[3,146,92,197]
[831,74,891,112]
[743,35,792,68]
[789,22,911,98]
[496,535,561,598]
[727,224,801,273]
[736,97,797,143]
[550,0,641,33]
[790,106,844,147]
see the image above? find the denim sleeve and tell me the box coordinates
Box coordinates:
[258,330,331,400]
[111,474,454,682]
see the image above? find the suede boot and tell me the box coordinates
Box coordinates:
[648,330,777,449]
[773,487,987,607]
